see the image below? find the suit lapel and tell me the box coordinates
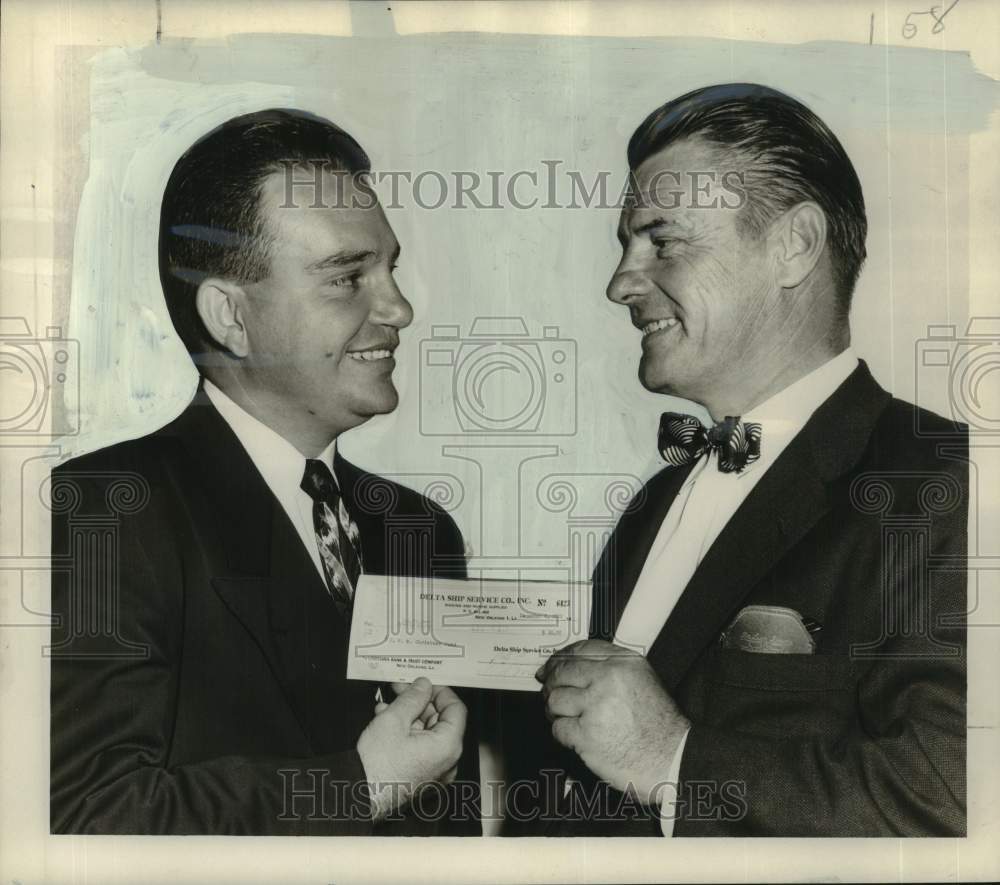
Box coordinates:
[159,386,273,576]
[158,386,332,741]
[646,437,830,691]
[629,362,892,691]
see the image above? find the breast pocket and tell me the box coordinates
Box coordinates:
[702,647,856,739]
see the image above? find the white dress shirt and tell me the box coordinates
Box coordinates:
[614,348,859,834]
[204,380,338,582]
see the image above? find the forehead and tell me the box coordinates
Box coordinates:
[619,137,744,236]
[257,167,396,260]
[631,137,728,192]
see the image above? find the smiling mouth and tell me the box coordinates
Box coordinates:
[640,318,680,339]
[347,348,395,362]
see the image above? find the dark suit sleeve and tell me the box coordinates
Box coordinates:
[674,455,967,837]
[50,468,375,835]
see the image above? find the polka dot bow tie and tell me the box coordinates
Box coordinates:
[658,412,762,474]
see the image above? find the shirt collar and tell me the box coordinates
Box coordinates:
[744,348,858,429]
[723,348,858,479]
[203,379,338,492]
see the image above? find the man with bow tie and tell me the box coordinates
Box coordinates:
[49,109,477,835]
[534,84,967,836]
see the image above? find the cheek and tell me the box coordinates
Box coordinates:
[309,304,370,358]
[246,306,294,358]
[666,248,732,314]
[336,299,371,335]
[691,249,766,325]
[245,284,309,352]
[695,252,739,297]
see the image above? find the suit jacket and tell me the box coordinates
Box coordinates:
[526,361,967,836]
[50,389,477,835]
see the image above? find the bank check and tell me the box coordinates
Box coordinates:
[346,574,593,691]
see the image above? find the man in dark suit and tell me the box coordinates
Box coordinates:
[535,84,967,836]
[50,109,478,835]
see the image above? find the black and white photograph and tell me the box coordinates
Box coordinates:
[0,0,998,882]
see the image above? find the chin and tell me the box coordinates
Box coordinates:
[638,357,671,395]
[640,375,673,395]
[360,385,400,417]
[641,364,694,400]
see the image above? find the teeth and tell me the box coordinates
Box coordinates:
[641,318,679,337]
[347,349,393,361]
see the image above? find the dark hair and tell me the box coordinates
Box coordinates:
[628,83,867,310]
[158,108,371,364]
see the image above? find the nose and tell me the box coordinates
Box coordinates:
[372,273,414,331]
[606,259,653,306]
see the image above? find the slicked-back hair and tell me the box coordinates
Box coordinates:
[158,108,371,366]
[628,83,867,312]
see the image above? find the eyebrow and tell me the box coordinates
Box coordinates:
[618,216,680,245]
[634,217,681,236]
[306,242,402,273]
[306,250,375,272]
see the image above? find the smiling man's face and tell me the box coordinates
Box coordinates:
[238,168,413,441]
[608,137,779,411]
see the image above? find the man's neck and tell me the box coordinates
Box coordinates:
[203,374,339,458]
[700,333,849,422]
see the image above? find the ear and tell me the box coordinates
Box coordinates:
[771,201,827,289]
[195,278,250,358]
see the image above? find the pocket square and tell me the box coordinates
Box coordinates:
[720,605,818,654]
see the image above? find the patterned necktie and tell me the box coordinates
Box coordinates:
[300,459,364,614]
[658,412,763,474]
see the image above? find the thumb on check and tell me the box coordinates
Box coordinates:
[386,676,433,726]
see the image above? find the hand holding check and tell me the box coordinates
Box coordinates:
[536,639,690,806]
[357,677,466,821]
